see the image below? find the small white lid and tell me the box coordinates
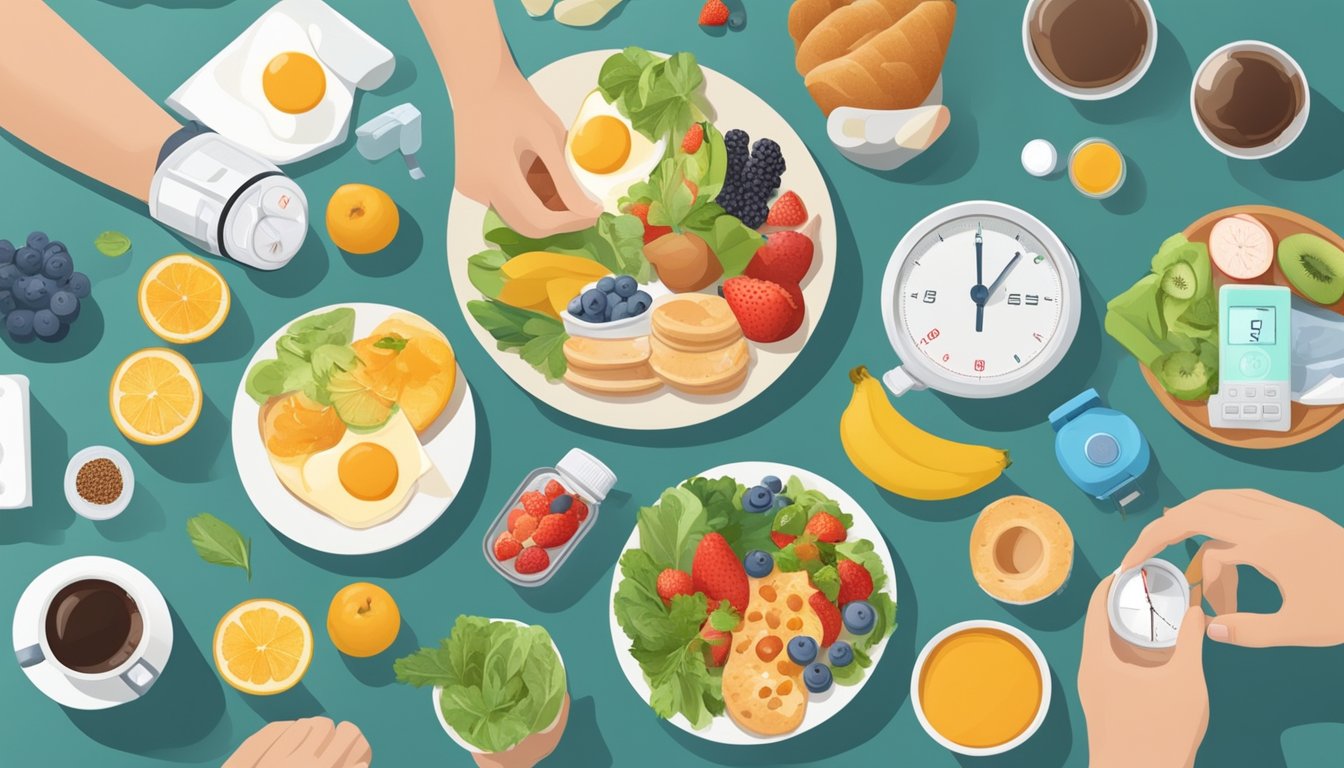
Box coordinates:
[555,448,615,502]
[64,446,134,521]
[1021,139,1058,177]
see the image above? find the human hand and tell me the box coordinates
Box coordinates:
[223,718,372,768]
[1122,489,1344,648]
[451,70,601,238]
[1079,575,1207,768]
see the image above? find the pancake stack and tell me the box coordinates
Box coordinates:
[562,336,662,396]
[649,295,750,395]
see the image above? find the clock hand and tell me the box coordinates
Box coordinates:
[973,224,985,333]
[975,223,983,286]
[985,251,1023,299]
[972,251,1020,334]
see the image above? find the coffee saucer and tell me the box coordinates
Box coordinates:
[11,556,173,710]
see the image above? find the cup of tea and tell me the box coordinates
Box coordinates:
[1022,0,1157,101]
[15,570,161,697]
[1191,41,1310,160]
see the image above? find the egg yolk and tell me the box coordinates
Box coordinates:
[337,443,399,501]
[571,115,631,174]
[262,52,326,114]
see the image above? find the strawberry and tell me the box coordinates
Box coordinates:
[569,495,590,523]
[699,0,729,26]
[836,559,874,605]
[809,591,843,646]
[745,231,814,287]
[516,546,550,574]
[506,507,528,531]
[532,513,579,548]
[629,202,672,245]
[512,514,538,543]
[765,191,808,228]
[656,568,695,606]
[692,532,750,615]
[721,276,799,343]
[804,511,847,543]
[779,281,805,339]
[493,531,522,561]
[700,623,732,666]
[682,124,705,154]
[684,178,699,199]
[521,490,549,518]
[770,531,796,549]
[543,479,566,499]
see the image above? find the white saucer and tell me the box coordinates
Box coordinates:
[12,556,173,710]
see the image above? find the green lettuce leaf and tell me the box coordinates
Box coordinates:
[467,249,509,298]
[636,488,709,572]
[466,300,567,380]
[684,213,763,279]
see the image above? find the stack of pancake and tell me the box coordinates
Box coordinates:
[648,295,750,395]
[562,336,662,396]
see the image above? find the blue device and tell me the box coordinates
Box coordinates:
[1048,388,1150,509]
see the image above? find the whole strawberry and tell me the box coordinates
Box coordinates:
[506,507,528,530]
[692,532,750,615]
[804,511,847,543]
[569,495,590,523]
[770,531,796,549]
[765,191,808,228]
[516,546,550,575]
[544,479,566,499]
[533,513,579,548]
[682,124,705,154]
[629,202,673,245]
[656,568,695,606]
[700,623,732,666]
[745,231,814,286]
[521,490,549,517]
[699,0,729,26]
[809,591,843,646]
[836,559,874,605]
[511,514,538,543]
[721,276,800,343]
[493,531,522,561]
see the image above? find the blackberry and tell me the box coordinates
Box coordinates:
[750,139,786,176]
[724,129,750,181]
[714,129,787,228]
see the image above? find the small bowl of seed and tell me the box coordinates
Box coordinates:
[64,446,134,520]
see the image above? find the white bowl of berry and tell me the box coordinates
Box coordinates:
[561,276,670,340]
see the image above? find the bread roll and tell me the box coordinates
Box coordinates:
[804,0,955,115]
[788,0,851,50]
[795,0,924,75]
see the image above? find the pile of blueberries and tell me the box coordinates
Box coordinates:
[741,474,791,513]
[567,275,654,324]
[0,232,92,342]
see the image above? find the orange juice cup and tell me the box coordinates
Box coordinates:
[1068,138,1126,199]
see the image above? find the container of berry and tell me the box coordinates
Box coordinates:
[561,275,669,340]
[0,231,93,343]
[484,448,616,586]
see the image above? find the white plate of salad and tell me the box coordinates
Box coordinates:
[447,49,837,430]
[608,462,898,744]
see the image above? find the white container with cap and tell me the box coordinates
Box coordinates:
[0,374,32,509]
[483,449,616,587]
[1108,558,1190,649]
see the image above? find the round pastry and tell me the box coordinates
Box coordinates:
[969,496,1074,605]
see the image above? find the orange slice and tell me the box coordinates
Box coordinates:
[137,254,231,344]
[108,348,202,445]
[213,599,313,696]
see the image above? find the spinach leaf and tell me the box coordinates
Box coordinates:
[467,300,569,380]
[186,513,251,580]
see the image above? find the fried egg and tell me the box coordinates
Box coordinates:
[565,90,666,212]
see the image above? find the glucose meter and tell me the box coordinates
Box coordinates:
[1048,388,1150,509]
[1207,285,1292,431]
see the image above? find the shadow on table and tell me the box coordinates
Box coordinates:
[954,669,1073,768]
[95,483,166,542]
[243,682,326,722]
[544,696,612,768]
[341,206,423,278]
[0,398,74,545]
[341,619,420,688]
[185,292,255,365]
[2,296,105,364]
[65,607,234,763]
[534,178,861,448]
[247,228,330,299]
[1071,23,1191,125]
[130,394,228,484]
[278,384,492,578]
[1101,159,1146,216]
[663,543,917,765]
[1004,546,1099,633]
[1228,88,1344,186]
[1077,448,1178,523]
[1193,420,1344,473]
[874,112,979,186]
[517,489,634,613]
[881,474,1026,522]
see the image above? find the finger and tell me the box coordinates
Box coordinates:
[260,719,312,759]
[1081,575,1116,652]
[1207,612,1291,648]
[1120,495,1251,570]
[1173,606,1206,669]
[492,172,596,239]
[223,721,291,767]
[320,721,367,762]
[1196,543,1241,616]
[298,716,336,756]
[532,138,603,221]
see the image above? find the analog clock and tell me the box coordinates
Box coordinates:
[880,201,1081,398]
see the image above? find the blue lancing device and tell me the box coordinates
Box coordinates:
[1048,389,1150,509]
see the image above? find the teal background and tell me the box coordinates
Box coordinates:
[3,0,1343,765]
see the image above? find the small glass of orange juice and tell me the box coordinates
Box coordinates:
[1068,138,1126,199]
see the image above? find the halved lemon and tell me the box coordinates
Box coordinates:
[109,348,202,445]
[213,599,313,696]
[138,254,231,344]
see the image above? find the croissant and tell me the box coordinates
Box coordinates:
[795,0,925,75]
[787,0,851,51]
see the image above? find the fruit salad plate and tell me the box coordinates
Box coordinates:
[232,303,476,555]
[1129,207,1344,448]
[446,49,837,430]
[608,461,898,744]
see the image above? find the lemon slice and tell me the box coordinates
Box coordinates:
[213,599,313,696]
[137,254,231,343]
[108,348,202,445]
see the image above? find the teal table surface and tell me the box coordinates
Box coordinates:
[4,1,1344,766]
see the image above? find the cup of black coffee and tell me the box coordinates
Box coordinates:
[1191,41,1310,159]
[15,577,161,695]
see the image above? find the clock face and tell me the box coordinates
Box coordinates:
[895,213,1067,386]
[1111,562,1188,647]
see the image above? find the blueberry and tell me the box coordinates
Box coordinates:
[787,635,818,665]
[0,240,14,265]
[582,309,605,324]
[26,231,49,251]
[762,475,782,493]
[828,640,853,668]
[743,485,773,513]
[17,275,48,305]
[567,295,584,317]
[65,272,91,299]
[744,549,773,578]
[32,309,60,339]
[41,250,73,281]
[606,291,622,313]
[49,291,78,318]
[614,275,637,298]
[14,247,43,275]
[549,494,572,513]
[0,263,18,290]
[772,494,792,510]
[0,290,14,315]
[803,662,832,693]
[597,276,616,293]
[6,309,34,339]
[842,600,876,635]
[628,290,652,314]
[728,11,746,30]
[609,301,630,321]
[581,288,606,316]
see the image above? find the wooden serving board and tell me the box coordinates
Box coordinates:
[1140,205,1344,450]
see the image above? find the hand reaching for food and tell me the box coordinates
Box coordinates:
[1122,489,1344,648]
[1079,575,1207,768]
[223,718,372,768]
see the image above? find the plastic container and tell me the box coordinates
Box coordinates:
[64,446,134,521]
[483,449,615,586]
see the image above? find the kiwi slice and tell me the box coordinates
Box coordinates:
[1278,233,1344,305]
[1161,261,1198,300]
[1155,350,1211,400]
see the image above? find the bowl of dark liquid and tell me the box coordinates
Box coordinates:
[1023,0,1157,100]
[1191,41,1309,160]
[42,578,145,677]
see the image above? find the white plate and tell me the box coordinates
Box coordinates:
[607,461,898,744]
[447,51,838,430]
[231,303,476,555]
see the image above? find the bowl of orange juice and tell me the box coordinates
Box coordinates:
[911,620,1051,756]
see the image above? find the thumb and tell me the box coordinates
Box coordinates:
[1173,606,1206,667]
[1207,613,1287,648]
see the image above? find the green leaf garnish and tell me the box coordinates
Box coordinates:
[94,231,131,257]
[373,335,408,351]
[186,513,251,580]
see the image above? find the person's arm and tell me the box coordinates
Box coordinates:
[0,0,181,202]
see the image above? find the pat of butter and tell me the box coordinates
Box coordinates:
[0,374,32,509]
